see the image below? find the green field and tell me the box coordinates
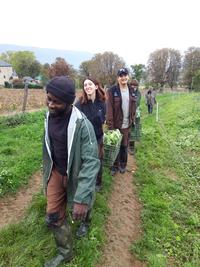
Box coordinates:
[0,92,200,267]
[133,92,200,267]
[0,112,45,196]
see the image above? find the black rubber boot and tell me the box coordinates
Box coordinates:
[76,210,91,239]
[110,166,118,176]
[129,140,135,155]
[44,221,73,267]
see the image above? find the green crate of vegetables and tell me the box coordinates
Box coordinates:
[103,129,122,167]
[130,123,142,141]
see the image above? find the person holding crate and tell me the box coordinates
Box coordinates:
[42,76,100,267]
[106,68,136,175]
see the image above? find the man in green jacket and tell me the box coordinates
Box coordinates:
[43,76,100,267]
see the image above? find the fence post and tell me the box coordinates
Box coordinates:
[156,102,159,122]
[22,82,29,112]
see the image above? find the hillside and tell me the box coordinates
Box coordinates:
[0,44,93,69]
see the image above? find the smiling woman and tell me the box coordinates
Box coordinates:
[75,77,106,191]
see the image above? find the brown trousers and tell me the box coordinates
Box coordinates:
[46,168,68,227]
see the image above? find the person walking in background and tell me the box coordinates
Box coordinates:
[106,68,136,176]
[129,79,141,155]
[75,77,106,193]
[145,88,156,114]
[43,76,100,267]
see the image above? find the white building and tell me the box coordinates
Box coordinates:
[0,60,14,86]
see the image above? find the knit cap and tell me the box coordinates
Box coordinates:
[46,76,75,104]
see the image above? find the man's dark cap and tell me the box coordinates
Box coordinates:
[117,68,129,76]
[46,76,75,104]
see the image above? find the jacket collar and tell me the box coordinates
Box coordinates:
[45,106,83,175]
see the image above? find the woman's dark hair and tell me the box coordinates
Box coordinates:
[79,77,106,104]
[130,79,139,86]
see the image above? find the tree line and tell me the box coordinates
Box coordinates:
[1,47,200,91]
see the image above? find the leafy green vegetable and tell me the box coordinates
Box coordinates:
[103,129,122,146]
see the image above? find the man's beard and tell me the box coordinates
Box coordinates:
[49,105,71,117]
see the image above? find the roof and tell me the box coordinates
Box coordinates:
[22,76,33,82]
[0,60,12,67]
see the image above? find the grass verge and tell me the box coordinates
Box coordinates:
[132,92,200,267]
[0,111,45,196]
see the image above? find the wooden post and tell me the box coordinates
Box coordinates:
[156,102,159,122]
[22,82,28,112]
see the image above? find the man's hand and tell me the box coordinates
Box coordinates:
[73,203,88,221]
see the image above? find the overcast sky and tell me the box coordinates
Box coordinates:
[1,0,200,67]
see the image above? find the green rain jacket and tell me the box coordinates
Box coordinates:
[42,106,100,208]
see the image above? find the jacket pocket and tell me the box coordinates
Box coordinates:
[114,96,121,110]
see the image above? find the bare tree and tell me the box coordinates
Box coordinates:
[165,49,181,89]
[48,57,77,79]
[79,52,126,86]
[182,47,200,89]
[147,48,169,90]
[147,48,181,91]
[79,60,92,77]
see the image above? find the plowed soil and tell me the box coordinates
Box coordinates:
[0,88,46,115]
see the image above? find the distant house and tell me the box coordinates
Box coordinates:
[0,60,18,86]
[22,76,34,83]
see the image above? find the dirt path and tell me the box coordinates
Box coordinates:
[96,155,145,267]
[0,156,145,267]
[0,171,42,229]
